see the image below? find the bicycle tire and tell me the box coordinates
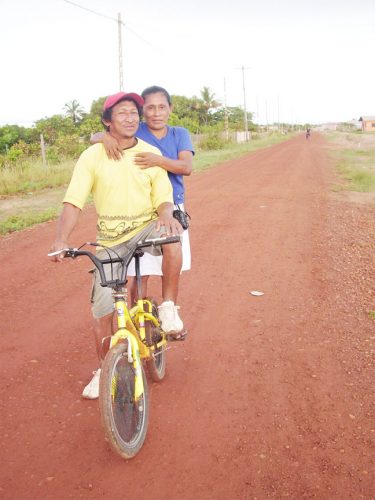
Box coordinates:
[99,342,149,459]
[145,300,166,382]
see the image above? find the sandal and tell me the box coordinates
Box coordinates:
[167,329,188,341]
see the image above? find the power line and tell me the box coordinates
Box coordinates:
[64,0,117,22]
[63,0,157,47]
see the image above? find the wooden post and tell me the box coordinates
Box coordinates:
[223,77,229,141]
[40,134,47,168]
[241,66,249,141]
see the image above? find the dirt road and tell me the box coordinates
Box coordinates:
[0,134,373,499]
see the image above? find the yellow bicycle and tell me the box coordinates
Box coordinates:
[51,235,179,459]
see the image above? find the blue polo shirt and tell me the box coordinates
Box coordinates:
[136,122,194,204]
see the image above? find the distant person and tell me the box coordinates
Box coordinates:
[50,91,183,399]
[91,85,194,321]
[306,127,311,139]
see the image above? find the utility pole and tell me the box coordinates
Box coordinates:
[223,77,229,141]
[40,134,47,168]
[241,66,249,141]
[64,3,129,91]
[118,12,124,91]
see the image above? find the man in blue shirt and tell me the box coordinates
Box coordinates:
[90,86,194,342]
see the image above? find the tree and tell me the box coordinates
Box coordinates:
[170,95,195,121]
[64,100,85,124]
[78,115,103,140]
[0,124,37,154]
[169,95,200,132]
[0,125,23,153]
[35,115,76,143]
[200,87,220,125]
[89,97,106,118]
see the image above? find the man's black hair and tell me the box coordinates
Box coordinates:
[141,86,172,106]
[101,97,143,130]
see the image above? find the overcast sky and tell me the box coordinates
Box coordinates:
[1,0,374,127]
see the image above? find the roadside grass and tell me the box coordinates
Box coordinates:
[0,159,74,197]
[0,208,59,236]
[0,132,292,197]
[326,132,375,192]
[0,132,293,235]
[194,132,292,172]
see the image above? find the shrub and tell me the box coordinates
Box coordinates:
[46,147,60,163]
[198,133,226,151]
[6,148,23,162]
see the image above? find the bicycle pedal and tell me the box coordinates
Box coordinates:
[153,346,171,357]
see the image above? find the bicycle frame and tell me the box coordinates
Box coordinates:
[107,252,167,401]
[106,298,158,401]
[50,234,179,402]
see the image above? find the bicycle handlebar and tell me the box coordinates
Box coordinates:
[48,235,181,288]
[136,235,180,248]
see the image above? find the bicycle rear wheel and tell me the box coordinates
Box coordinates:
[145,300,166,382]
[99,342,149,459]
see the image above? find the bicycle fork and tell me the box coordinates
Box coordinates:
[110,295,144,401]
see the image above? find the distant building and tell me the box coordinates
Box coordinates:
[359,116,375,132]
[347,119,362,130]
[315,122,338,131]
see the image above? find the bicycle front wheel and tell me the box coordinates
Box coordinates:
[99,342,149,459]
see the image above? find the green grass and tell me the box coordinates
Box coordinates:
[0,133,293,235]
[349,170,375,191]
[368,311,375,320]
[194,133,292,172]
[0,158,74,196]
[334,158,375,192]
[0,208,59,235]
[0,134,292,196]
[327,132,375,192]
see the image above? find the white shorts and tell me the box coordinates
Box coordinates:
[127,218,191,277]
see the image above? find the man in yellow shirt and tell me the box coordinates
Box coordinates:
[50,92,183,398]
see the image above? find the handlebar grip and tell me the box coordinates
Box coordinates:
[48,248,72,257]
[136,235,181,248]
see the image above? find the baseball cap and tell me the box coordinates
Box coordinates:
[103,92,144,111]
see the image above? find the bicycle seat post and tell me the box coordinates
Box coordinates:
[134,249,144,301]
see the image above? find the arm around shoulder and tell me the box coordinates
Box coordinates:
[154,150,193,176]
[90,132,106,145]
[90,131,122,161]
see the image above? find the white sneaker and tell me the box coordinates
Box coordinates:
[158,300,184,334]
[82,369,101,399]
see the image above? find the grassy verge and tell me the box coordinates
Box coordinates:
[194,132,292,172]
[0,132,293,235]
[0,159,75,197]
[326,132,375,192]
[0,208,59,236]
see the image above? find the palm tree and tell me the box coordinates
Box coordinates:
[64,100,84,124]
[200,87,220,125]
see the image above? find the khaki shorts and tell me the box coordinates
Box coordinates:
[91,222,167,319]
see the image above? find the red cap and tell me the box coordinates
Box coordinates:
[103,92,144,111]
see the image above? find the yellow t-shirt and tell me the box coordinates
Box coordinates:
[63,139,173,247]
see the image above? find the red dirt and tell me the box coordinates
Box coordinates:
[0,134,374,499]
